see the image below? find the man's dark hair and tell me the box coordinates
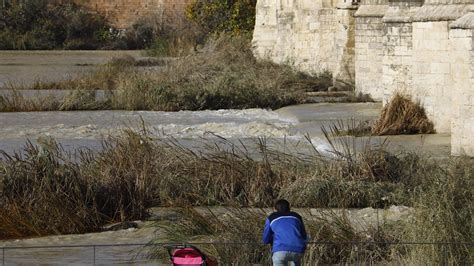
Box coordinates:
[275,199,290,212]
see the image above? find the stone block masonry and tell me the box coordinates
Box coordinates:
[450,13,474,156]
[412,21,452,133]
[354,0,388,100]
[252,0,358,90]
[382,0,422,104]
[252,0,474,156]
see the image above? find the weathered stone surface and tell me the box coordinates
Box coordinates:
[450,14,474,156]
[355,15,386,100]
[252,0,357,90]
[253,0,474,156]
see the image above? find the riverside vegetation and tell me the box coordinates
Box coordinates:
[0,0,185,50]
[1,1,471,263]
[0,35,334,112]
[332,93,436,137]
[0,127,472,264]
[0,0,257,51]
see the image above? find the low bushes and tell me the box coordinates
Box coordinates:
[2,35,335,112]
[402,157,473,264]
[186,0,257,34]
[134,34,312,111]
[0,1,114,50]
[0,1,186,50]
[334,93,436,137]
[0,131,160,239]
[151,208,401,264]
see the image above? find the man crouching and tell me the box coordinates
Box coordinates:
[263,199,308,266]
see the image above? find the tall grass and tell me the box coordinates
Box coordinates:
[1,35,338,112]
[0,89,109,112]
[0,126,472,262]
[402,157,473,264]
[0,131,160,239]
[1,126,472,245]
[150,208,400,264]
[108,35,330,111]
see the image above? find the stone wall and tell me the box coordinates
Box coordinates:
[408,2,473,133]
[411,21,453,132]
[252,0,358,89]
[334,3,358,89]
[450,13,474,156]
[252,0,474,156]
[354,0,388,100]
[382,0,421,103]
[71,0,191,29]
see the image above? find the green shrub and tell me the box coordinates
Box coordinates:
[0,30,17,49]
[0,1,115,50]
[186,0,257,34]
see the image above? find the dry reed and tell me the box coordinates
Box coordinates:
[1,35,337,112]
[372,93,435,135]
[150,208,401,264]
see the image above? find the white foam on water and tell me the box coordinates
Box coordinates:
[1,108,339,159]
[2,109,300,139]
[0,108,334,156]
[151,121,293,138]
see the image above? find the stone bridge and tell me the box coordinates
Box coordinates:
[252,0,474,156]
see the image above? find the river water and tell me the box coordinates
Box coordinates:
[0,50,144,88]
[0,103,451,158]
[0,50,451,157]
[0,51,452,264]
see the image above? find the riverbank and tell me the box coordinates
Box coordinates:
[0,105,470,264]
[0,206,414,264]
[0,38,470,265]
[0,50,147,88]
[0,36,340,112]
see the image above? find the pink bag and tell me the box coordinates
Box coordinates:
[166,245,218,266]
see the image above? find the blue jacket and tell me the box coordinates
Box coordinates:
[262,211,307,253]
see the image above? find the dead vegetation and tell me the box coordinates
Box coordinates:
[0,126,472,263]
[0,36,293,111]
[372,93,435,135]
[0,35,372,112]
[332,93,436,138]
[150,208,399,265]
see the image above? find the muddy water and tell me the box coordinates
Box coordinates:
[276,103,451,157]
[0,226,161,265]
[0,104,451,264]
[0,108,312,157]
[0,50,144,88]
[0,103,451,157]
[0,51,451,264]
